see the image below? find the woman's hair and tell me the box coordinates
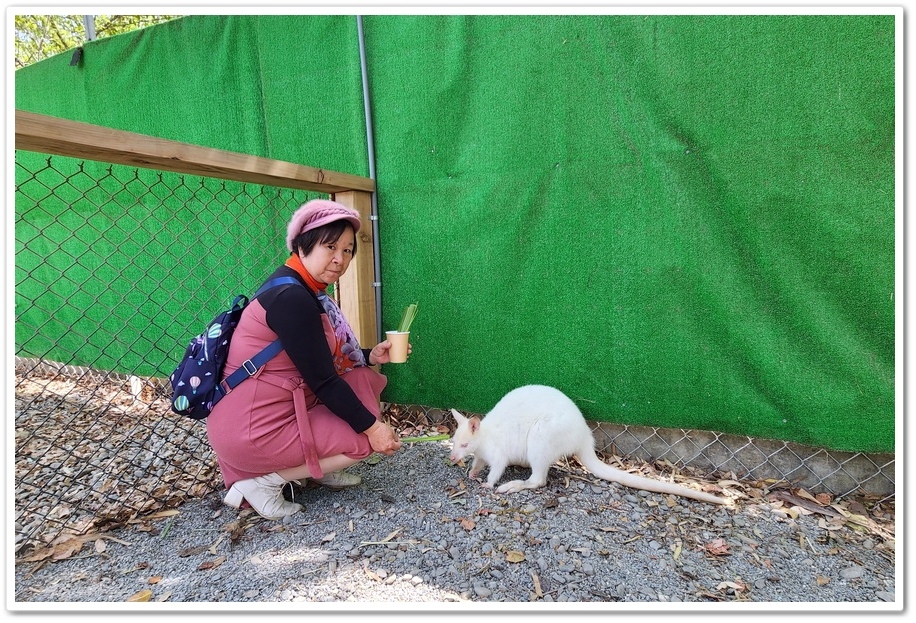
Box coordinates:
[290,220,358,256]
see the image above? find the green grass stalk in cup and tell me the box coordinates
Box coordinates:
[397,302,418,333]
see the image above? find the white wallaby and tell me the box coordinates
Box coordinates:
[449,384,728,505]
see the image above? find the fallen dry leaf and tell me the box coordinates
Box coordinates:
[208,534,224,555]
[458,517,476,531]
[847,500,868,515]
[506,550,526,563]
[365,568,382,581]
[140,510,180,521]
[530,570,543,598]
[120,562,150,574]
[148,576,162,584]
[197,556,226,571]
[816,575,830,586]
[704,538,731,557]
[178,545,209,558]
[126,589,152,602]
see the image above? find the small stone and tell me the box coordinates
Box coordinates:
[840,565,866,580]
[474,585,492,598]
[876,591,895,602]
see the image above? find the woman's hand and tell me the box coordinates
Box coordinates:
[368,339,412,366]
[363,420,402,455]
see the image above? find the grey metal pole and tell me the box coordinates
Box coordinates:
[82,15,96,41]
[356,15,383,344]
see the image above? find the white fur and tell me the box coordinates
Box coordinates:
[449,384,727,505]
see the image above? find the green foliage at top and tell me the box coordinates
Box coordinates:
[13,14,180,69]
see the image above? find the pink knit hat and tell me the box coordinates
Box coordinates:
[286,199,361,252]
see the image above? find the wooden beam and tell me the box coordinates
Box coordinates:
[15,110,375,194]
[334,190,379,348]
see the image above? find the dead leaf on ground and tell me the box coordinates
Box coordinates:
[365,568,382,581]
[381,529,401,542]
[197,556,227,571]
[530,570,543,598]
[23,529,137,563]
[126,589,152,602]
[134,510,180,522]
[704,538,731,557]
[717,580,747,592]
[177,545,209,558]
[506,550,526,563]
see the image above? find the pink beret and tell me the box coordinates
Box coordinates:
[286,199,362,252]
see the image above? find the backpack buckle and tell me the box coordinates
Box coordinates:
[241,359,258,376]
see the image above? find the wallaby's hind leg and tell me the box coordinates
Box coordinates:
[495,454,552,494]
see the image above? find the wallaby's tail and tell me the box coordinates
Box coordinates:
[576,445,728,506]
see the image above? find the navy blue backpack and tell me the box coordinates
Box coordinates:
[170,276,300,420]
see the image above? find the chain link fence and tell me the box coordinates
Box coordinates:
[14,152,895,560]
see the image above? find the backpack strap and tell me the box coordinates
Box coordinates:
[214,275,304,402]
[253,275,301,298]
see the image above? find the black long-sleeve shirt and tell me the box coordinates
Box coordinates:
[254,266,376,433]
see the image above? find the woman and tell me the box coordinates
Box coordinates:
[206,199,405,520]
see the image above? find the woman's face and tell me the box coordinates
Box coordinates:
[299,225,355,284]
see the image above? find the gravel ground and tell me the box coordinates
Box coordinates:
[11,438,898,612]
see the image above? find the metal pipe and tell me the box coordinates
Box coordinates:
[356,15,383,344]
[82,15,96,41]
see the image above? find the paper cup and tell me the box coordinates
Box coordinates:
[385,331,410,363]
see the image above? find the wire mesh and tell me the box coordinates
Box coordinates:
[13,152,894,560]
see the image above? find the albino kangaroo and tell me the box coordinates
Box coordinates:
[449,384,727,505]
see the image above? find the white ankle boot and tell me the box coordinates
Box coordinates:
[292,470,362,490]
[224,472,303,520]
[313,470,362,489]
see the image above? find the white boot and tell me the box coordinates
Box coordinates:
[224,472,303,520]
[293,470,362,490]
[313,470,362,489]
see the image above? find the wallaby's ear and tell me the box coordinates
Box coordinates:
[469,416,481,434]
[450,408,466,424]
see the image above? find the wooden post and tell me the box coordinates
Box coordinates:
[333,190,379,349]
